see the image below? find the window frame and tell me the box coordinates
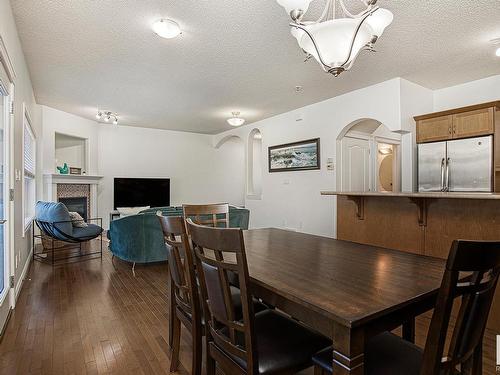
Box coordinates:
[22,103,36,234]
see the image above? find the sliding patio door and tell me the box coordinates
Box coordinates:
[0,63,12,333]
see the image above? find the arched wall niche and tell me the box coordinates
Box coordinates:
[247,128,263,199]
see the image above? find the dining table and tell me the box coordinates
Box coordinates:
[242,228,447,375]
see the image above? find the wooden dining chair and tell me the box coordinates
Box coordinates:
[312,239,500,375]
[183,203,229,228]
[157,213,203,375]
[187,218,331,375]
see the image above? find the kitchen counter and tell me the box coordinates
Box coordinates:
[324,189,500,331]
[320,191,500,200]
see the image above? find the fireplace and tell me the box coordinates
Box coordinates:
[59,197,88,221]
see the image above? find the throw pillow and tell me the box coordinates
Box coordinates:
[117,206,150,218]
[69,211,88,227]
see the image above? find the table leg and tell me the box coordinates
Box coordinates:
[332,324,365,375]
[402,317,415,343]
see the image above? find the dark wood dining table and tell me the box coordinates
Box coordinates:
[243,228,447,375]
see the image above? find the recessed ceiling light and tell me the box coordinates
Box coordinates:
[152,19,181,39]
[496,47,500,57]
[227,111,245,127]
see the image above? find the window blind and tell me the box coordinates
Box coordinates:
[24,123,35,177]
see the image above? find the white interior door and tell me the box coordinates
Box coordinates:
[341,137,371,191]
[0,64,11,333]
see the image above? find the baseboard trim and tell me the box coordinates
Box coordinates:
[14,249,33,303]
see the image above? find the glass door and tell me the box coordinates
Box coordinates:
[0,63,11,333]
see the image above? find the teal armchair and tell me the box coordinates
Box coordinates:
[108,206,249,264]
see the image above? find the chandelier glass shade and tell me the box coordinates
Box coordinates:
[227,112,245,127]
[278,0,393,76]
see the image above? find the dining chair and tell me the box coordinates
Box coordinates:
[312,239,500,375]
[187,218,331,375]
[183,203,229,228]
[157,213,203,375]
[157,213,267,375]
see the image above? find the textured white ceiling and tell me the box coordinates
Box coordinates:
[10,0,500,134]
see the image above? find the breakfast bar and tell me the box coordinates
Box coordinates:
[321,190,500,331]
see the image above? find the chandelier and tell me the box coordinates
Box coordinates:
[277,0,393,76]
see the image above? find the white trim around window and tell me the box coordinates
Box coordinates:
[22,103,36,234]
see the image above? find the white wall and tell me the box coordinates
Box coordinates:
[98,125,245,229]
[41,105,98,175]
[433,75,500,111]
[215,78,425,237]
[0,0,42,299]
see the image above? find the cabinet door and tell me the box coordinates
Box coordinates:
[453,107,494,139]
[416,115,453,143]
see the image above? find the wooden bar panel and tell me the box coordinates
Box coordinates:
[337,196,424,255]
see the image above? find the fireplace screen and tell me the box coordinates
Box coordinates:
[59,197,88,222]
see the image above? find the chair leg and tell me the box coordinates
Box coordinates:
[169,315,181,372]
[132,262,136,277]
[471,343,482,375]
[205,336,216,375]
[192,324,203,375]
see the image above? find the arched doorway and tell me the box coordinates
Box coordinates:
[337,119,401,192]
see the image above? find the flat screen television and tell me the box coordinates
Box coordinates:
[113,178,170,209]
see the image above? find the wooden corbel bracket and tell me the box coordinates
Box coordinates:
[409,197,430,227]
[347,196,365,220]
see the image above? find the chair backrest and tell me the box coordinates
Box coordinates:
[157,213,200,323]
[187,218,258,374]
[35,201,73,239]
[420,240,500,375]
[183,204,229,228]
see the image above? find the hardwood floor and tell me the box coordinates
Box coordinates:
[0,240,498,374]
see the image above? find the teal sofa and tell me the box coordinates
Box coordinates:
[107,206,249,264]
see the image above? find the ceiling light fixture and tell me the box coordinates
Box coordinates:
[227,111,245,127]
[277,0,393,76]
[152,19,181,39]
[96,110,119,125]
[496,47,500,57]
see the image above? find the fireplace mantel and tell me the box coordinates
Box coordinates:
[43,174,103,219]
[43,173,103,185]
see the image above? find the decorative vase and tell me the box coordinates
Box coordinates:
[57,163,69,174]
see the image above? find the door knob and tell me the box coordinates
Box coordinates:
[0,220,7,224]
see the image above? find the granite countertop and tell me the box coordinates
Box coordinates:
[320,191,500,200]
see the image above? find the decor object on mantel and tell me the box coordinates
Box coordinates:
[56,163,69,174]
[69,167,82,175]
[269,138,320,172]
[276,0,393,76]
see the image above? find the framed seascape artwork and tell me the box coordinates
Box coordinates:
[268,138,320,172]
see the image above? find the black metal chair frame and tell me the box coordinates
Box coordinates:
[33,218,103,265]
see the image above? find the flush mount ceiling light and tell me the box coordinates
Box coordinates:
[227,112,246,127]
[152,18,181,39]
[96,110,119,125]
[277,0,393,76]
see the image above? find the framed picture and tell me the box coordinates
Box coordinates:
[268,138,320,172]
[69,167,82,175]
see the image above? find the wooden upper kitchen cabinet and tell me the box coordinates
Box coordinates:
[414,101,499,144]
[453,107,494,138]
[415,115,452,143]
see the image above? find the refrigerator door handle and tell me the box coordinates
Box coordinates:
[440,158,446,191]
[445,157,450,192]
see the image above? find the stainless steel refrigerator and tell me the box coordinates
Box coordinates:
[418,135,493,192]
